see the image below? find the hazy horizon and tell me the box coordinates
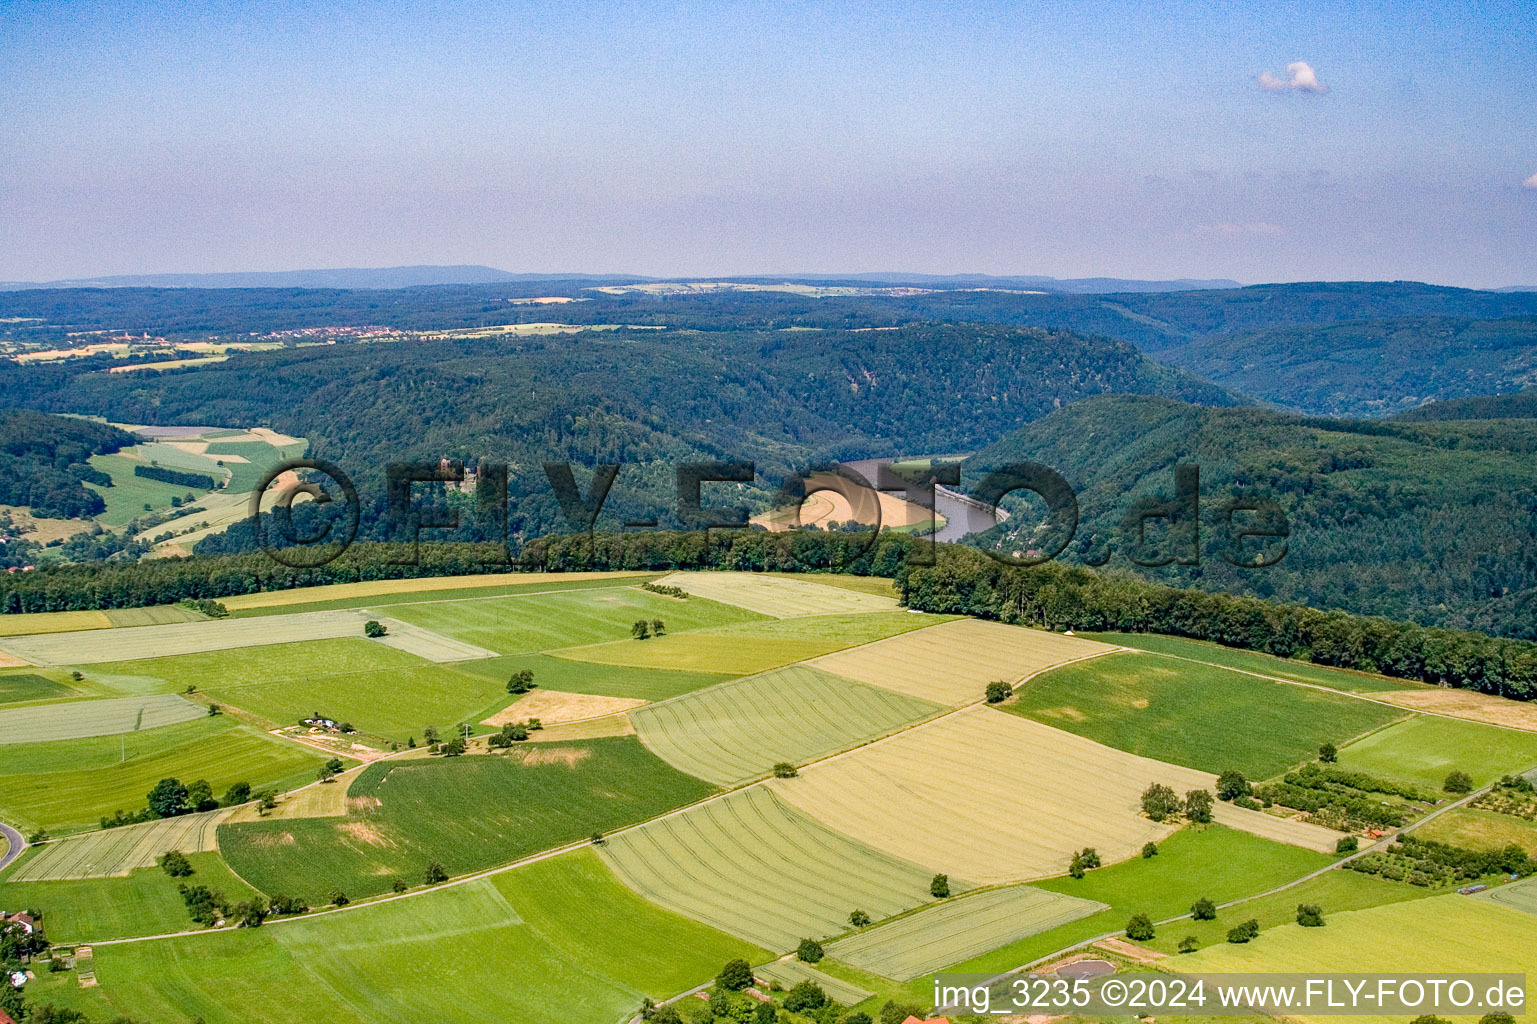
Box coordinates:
[4,1,1534,288]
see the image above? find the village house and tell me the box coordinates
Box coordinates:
[0,912,36,935]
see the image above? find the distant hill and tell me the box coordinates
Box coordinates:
[768,273,1244,293]
[0,266,634,291]
[1159,315,1537,417]
[1392,389,1537,422]
[962,394,1537,638]
[0,410,133,519]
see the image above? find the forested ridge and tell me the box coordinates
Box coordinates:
[0,410,132,518]
[1,322,1235,540]
[964,394,1537,638]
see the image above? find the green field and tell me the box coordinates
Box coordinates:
[945,826,1332,975]
[202,439,306,492]
[0,719,326,831]
[7,808,226,880]
[632,664,942,785]
[104,604,208,627]
[85,453,215,525]
[1414,806,1537,856]
[1479,875,1537,916]
[555,611,945,675]
[1140,868,1434,955]
[1335,714,1537,789]
[227,575,657,617]
[1008,652,1406,778]
[599,786,953,951]
[21,874,729,1024]
[826,884,1107,979]
[457,653,733,703]
[1175,895,1537,1023]
[103,637,510,740]
[0,851,260,943]
[219,740,715,902]
[754,960,874,1005]
[0,671,73,705]
[0,718,222,776]
[385,585,764,655]
[1085,632,1419,693]
[0,692,206,744]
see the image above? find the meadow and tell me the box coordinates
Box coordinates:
[1009,651,1407,778]
[1414,806,1537,856]
[555,629,862,675]
[219,739,715,902]
[0,671,73,704]
[631,664,942,785]
[1084,632,1416,693]
[0,719,326,831]
[946,826,1333,975]
[0,717,220,775]
[458,652,732,702]
[599,786,949,951]
[770,706,1215,882]
[1173,895,1537,1024]
[826,884,1107,980]
[84,452,213,525]
[654,570,898,617]
[0,851,260,943]
[1335,714,1537,788]
[0,692,205,744]
[809,617,1117,705]
[1479,875,1537,916]
[112,637,510,739]
[385,585,764,655]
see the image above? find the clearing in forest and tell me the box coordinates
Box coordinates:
[631,664,942,786]
[809,617,1118,705]
[598,785,952,951]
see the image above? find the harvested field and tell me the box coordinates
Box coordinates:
[0,651,27,668]
[653,570,899,618]
[828,885,1108,979]
[1372,686,1537,732]
[103,605,206,627]
[6,809,230,881]
[553,631,843,675]
[599,786,952,951]
[632,665,941,786]
[1479,875,1537,916]
[218,570,654,611]
[484,689,648,727]
[0,609,375,665]
[753,961,872,1004]
[529,716,637,742]
[1210,802,1343,853]
[771,707,1337,884]
[221,767,364,823]
[367,619,497,662]
[809,618,1119,705]
[0,610,111,637]
[0,693,204,745]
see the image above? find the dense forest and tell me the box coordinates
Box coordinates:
[1392,388,1537,422]
[1161,315,1537,416]
[0,322,1235,540]
[963,394,1537,637]
[0,410,131,518]
[4,529,1534,702]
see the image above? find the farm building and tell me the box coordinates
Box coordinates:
[0,912,35,935]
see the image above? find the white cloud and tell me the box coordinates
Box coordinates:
[1524,172,1537,189]
[1258,61,1328,93]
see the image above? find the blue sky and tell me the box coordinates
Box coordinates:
[2,0,1533,285]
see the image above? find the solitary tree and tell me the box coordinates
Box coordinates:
[147,777,190,818]
[631,620,651,640]
[1141,783,1181,822]
[716,958,753,990]
[930,873,951,897]
[1142,841,1159,858]
[222,781,252,806]
[650,618,666,636]
[796,937,825,963]
[364,620,387,638]
[985,681,1012,703]
[1191,897,1217,920]
[507,669,536,694]
[1319,742,1338,763]
[1178,935,1200,953]
[423,725,439,747]
[160,851,194,877]
[1216,770,1252,801]
[772,762,798,778]
[850,909,872,927]
[1226,918,1260,943]
[1444,770,1474,794]
[1184,789,1214,824]
[424,861,449,885]
[1125,914,1155,941]
[1296,903,1325,927]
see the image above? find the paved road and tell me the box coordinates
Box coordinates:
[0,820,24,873]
